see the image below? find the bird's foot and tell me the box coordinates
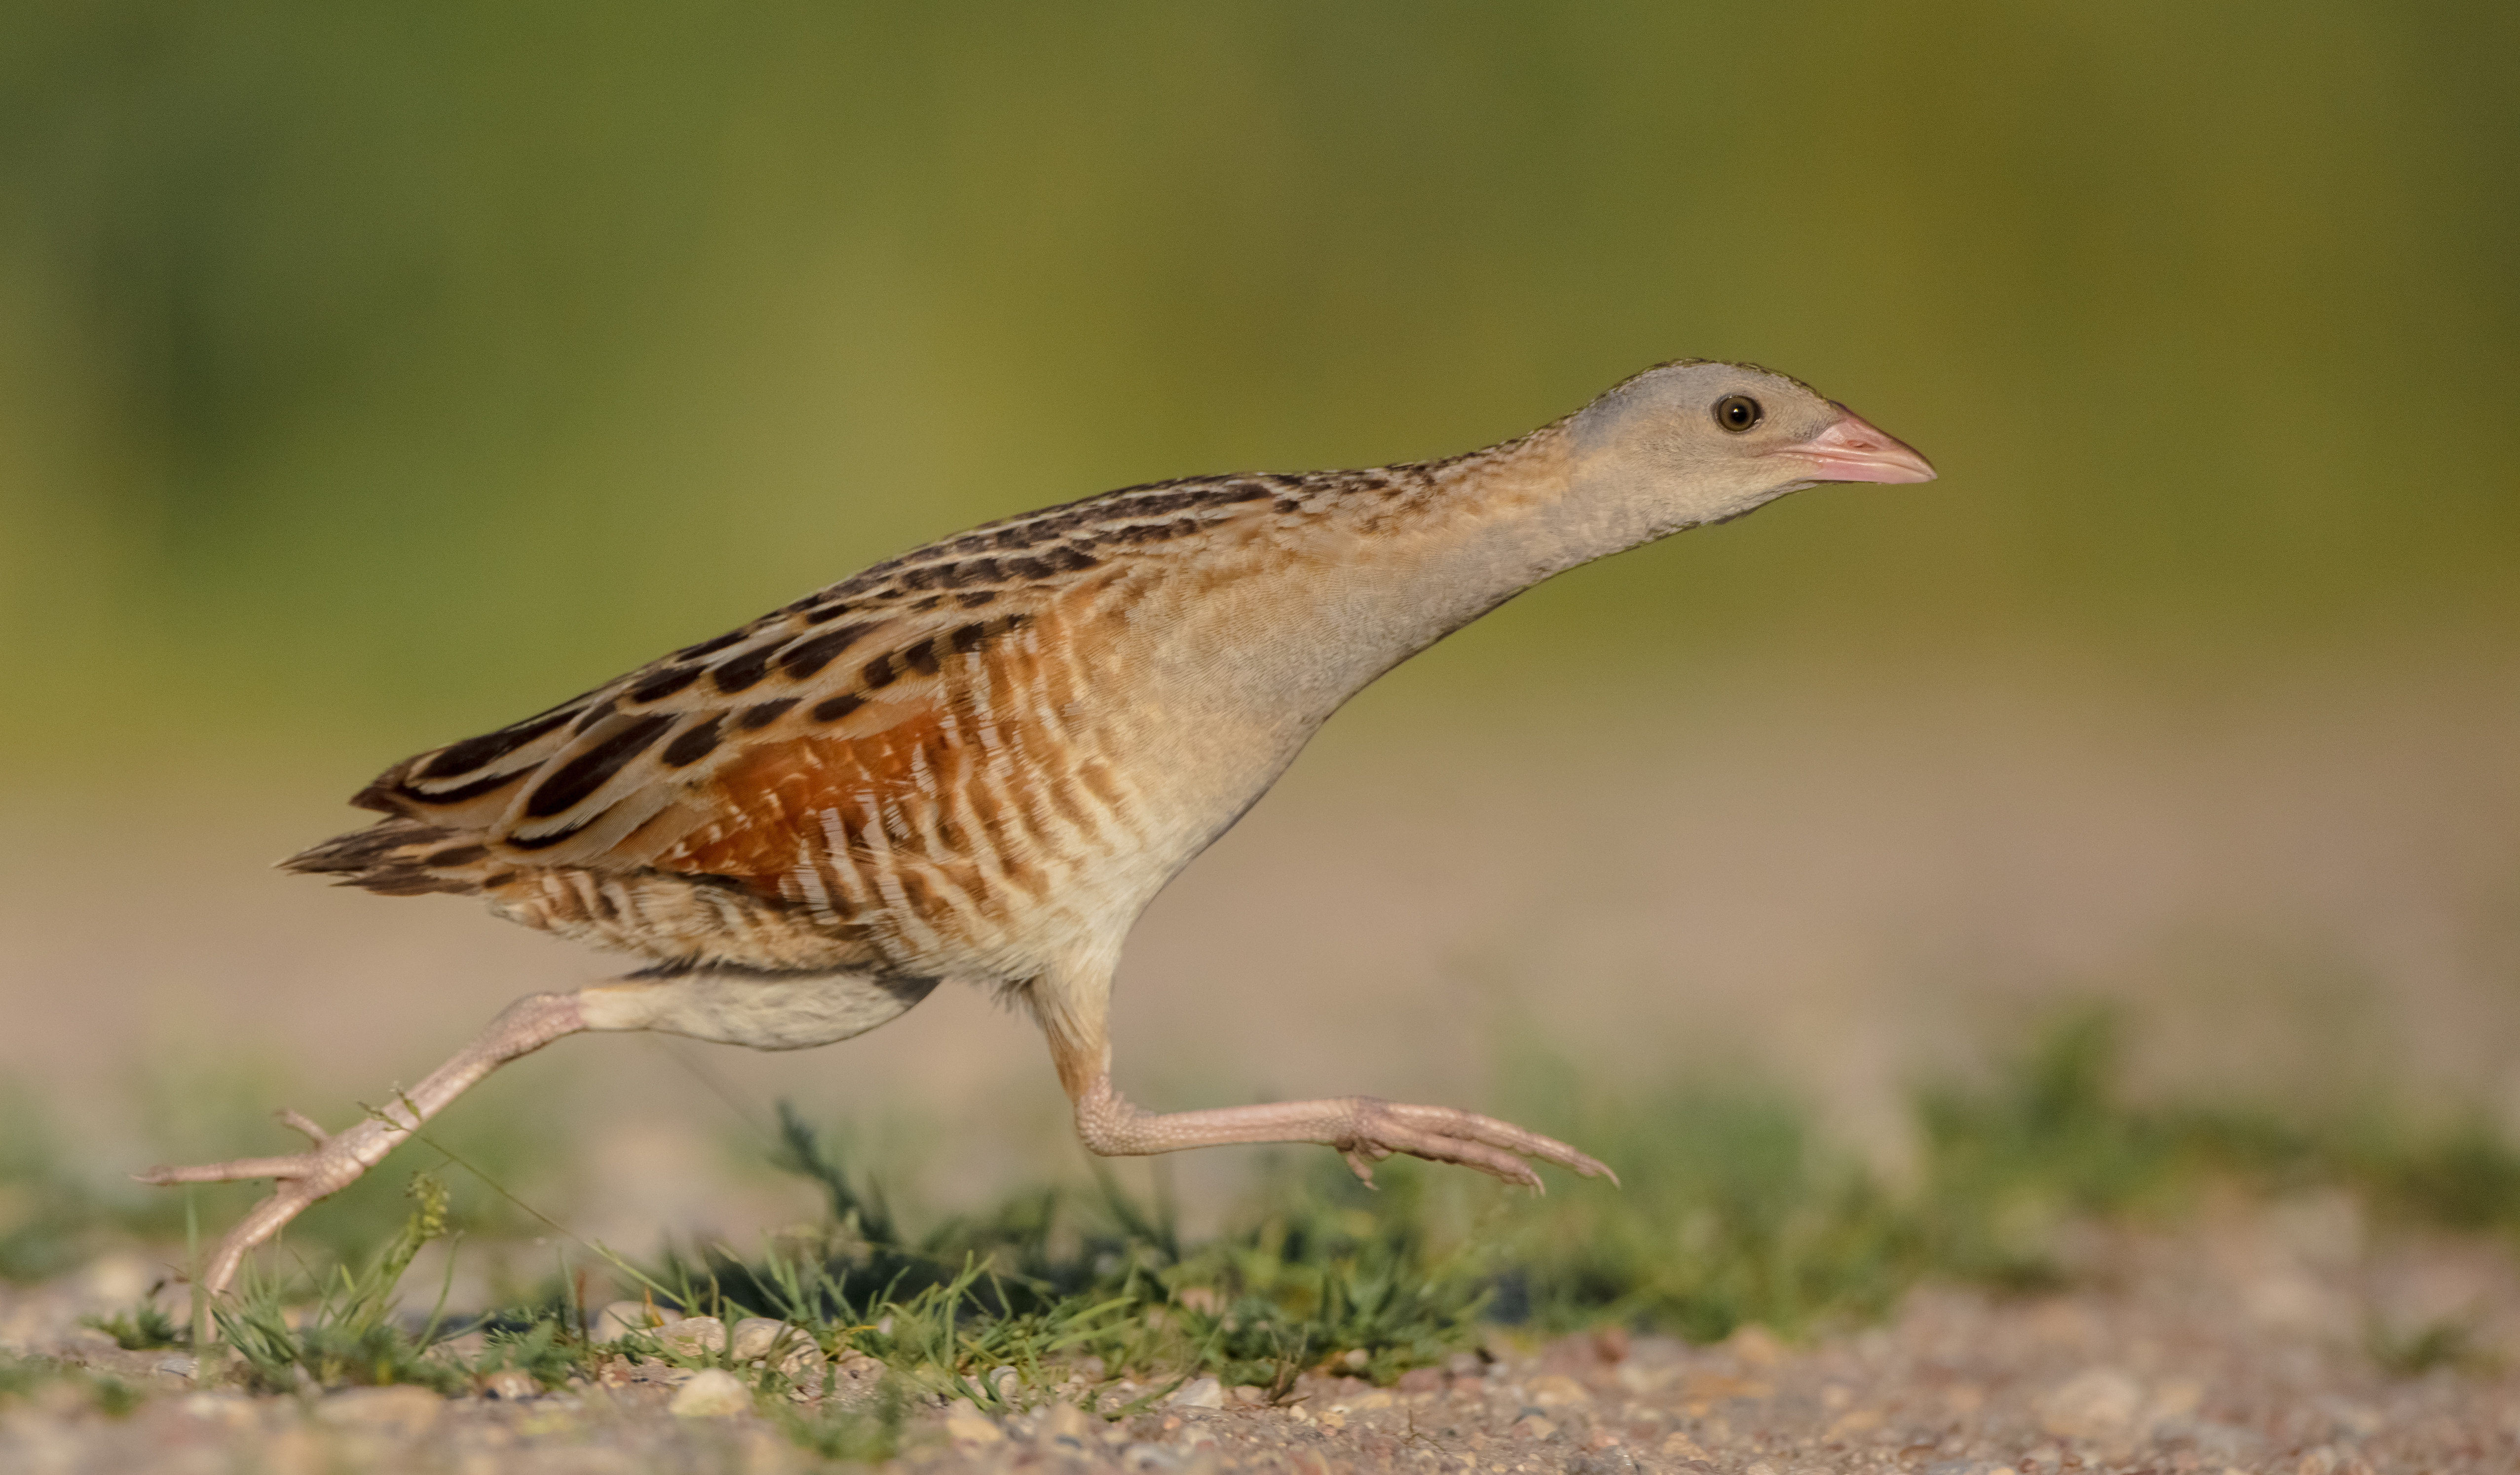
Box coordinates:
[134,1107,405,1297]
[1333,1099,1616,1192]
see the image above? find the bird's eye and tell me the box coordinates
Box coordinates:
[1713,394,1763,433]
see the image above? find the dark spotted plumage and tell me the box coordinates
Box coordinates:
[660,716,723,768]
[524,714,676,818]
[416,709,576,784]
[710,643,780,694]
[286,469,1340,968]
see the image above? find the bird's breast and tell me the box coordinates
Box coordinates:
[649,584,1284,983]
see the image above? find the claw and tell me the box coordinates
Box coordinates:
[1325,1098,1610,1195]
[1376,1101,1617,1186]
[133,1139,366,1300]
[127,989,590,1304]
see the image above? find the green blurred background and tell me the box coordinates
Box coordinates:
[0,2,2518,1303]
[2,0,2513,784]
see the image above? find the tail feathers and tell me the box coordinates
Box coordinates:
[283,819,488,897]
[349,762,421,816]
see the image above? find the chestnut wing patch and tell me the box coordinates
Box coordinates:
[653,615,1086,950]
[360,604,1041,876]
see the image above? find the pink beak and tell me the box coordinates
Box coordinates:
[1783,406,1937,484]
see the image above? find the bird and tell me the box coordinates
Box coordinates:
[140,358,1934,1295]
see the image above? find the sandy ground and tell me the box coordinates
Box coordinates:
[3,655,2520,1470]
[3,1196,2517,1473]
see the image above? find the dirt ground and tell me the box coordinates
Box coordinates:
[4,1195,2518,1474]
[5,661,2519,1470]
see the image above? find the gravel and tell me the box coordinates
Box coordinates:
[3,1203,2515,1473]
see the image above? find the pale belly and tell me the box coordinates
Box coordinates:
[577,969,941,1050]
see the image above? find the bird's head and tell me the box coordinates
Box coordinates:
[1565,359,1935,534]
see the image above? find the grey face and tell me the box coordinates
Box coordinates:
[1573,360,1936,525]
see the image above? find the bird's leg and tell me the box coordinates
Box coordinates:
[1072,1076,1616,1189]
[134,990,589,1298]
[1033,980,1614,1190]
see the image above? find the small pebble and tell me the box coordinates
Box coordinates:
[1662,1431,1711,1459]
[591,1299,678,1341]
[1040,1400,1093,1447]
[667,1368,751,1418]
[183,1392,259,1429]
[316,1385,444,1437]
[774,1341,827,1387]
[1728,1325,1785,1366]
[727,1317,790,1361]
[1167,1375,1224,1409]
[944,1401,1005,1445]
[2038,1366,2142,1441]
[80,1252,156,1307]
[650,1317,726,1356]
[479,1368,539,1400]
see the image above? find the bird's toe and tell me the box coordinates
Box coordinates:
[1366,1101,1613,1188]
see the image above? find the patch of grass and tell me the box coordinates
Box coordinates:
[216,1172,473,1396]
[632,1122,1483,1403]
[1477,1005,2520,1347]
[1914,1009,2198,1288]
[81,1299,184,1352]
[472,1321,580,1392]
[0,1350,68,1400]
[1484,1086,1919,1342]
[124,1060,561,1266]
[200,1009,2520,1417]
[2366,1313,2497,1377]
[0,1058,567,1288]
[16,1005,2520,1435]
[577,1109,1499,1425]
[1913,1008,2520,1274]
[0,1087,102,1282]
[2333,1116,2520,1235]
[1167,1161,1491,1388]
[772,1374,907,1462]
[0,1351,145,1419]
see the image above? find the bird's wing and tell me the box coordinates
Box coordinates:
[355,589,1051,880]
[336,473,1286,898]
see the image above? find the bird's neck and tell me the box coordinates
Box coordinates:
[1176,420,1685,727]
[1104,419,1702,873]
[1341,418,1685,659]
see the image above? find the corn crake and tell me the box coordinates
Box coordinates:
[140,359,1934,1296]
